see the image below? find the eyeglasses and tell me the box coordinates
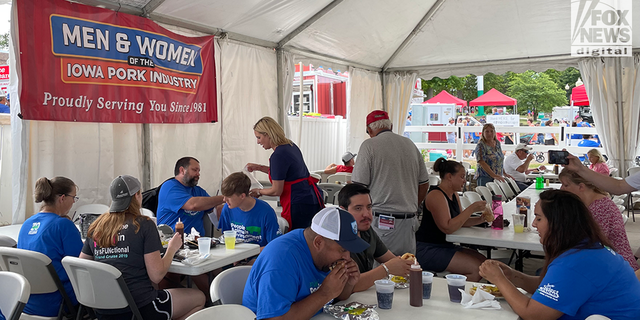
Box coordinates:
[63,194,79,203]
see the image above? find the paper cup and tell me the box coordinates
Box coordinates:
[445,274,467,302]
[374,279,394,309]
[197,237,211,255]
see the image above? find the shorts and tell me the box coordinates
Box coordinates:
[544,139,555,145]
[96,289,172,320]
[416,241,463,273]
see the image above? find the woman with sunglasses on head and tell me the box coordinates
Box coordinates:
[80,175,204,320]
[17,176,83,318]
[246,116,324,230]
[479,190,640,320]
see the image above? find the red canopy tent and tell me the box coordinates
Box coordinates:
[423,90,467,106]
[469,88,517,106]
[570,84,589,106]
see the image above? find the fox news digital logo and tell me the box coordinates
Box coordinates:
[571,0,632,57]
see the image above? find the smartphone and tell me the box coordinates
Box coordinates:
[548,150,569,165]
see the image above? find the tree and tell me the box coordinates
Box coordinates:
[0,33,8,50]
[507,70,567,118]
[421,76,464,100]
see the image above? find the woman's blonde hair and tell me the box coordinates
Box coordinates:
[87,191,148,248]
[587,149,606,164]
[253,116,292,147]
[479,123,497,145]
[558,169,608,196]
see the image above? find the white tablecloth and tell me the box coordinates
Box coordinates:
[313,277,519,320]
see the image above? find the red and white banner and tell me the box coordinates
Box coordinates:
[0,65,8,95]
[17,0,217,123]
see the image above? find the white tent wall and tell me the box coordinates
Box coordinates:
[579,54,640,174]
[288,116,347,172]
[384,71,417,135]
[27,123,143,218]
[0,120,12,225]
[219,39,279,181]
[347,67,383,154]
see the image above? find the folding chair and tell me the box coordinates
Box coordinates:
[186,305,256,320]
[317,183,343,204]
[505,176,522,194]
[62,257,143,320]
[0,271,30,320]
[486,182,506,200]
[0,247,77,320]
[475,186,493,202]
[0,235,16,248]
[497,180,516,200]
[210,266,252,304]
[327,174,350,184]
[463,191,483,203]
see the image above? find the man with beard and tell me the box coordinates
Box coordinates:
[157,157,224,236]
[337,184,413,292]
[157,157,224,304]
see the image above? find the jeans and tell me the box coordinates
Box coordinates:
[476,176,494,187]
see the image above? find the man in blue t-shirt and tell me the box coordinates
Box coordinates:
[243,207,369,320]
[219,172,281,251]
[156,156,224,303]
[157,157,224,235]
[0,95,9,114]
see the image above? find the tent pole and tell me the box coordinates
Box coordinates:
[142,123,151,191]
[276,49,284,126]
[381,72,387,111]
[615,57,626,176]
[298,62,304,147]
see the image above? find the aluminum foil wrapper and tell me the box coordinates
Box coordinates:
[323,302,379,320]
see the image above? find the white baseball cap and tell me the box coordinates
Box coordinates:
[311,207,369,253]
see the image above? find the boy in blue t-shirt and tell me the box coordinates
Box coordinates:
[219,172,281,251]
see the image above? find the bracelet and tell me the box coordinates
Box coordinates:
[381,263,390,278]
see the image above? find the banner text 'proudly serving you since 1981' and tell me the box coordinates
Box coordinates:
[17,0,217,123]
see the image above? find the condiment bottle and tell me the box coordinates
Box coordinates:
[553,164,559,174]
[545,179,550,188]
[519,206,528,228]
[491,195,503,230]
[175,218,185,249]
[409,262,423,307]
[535,176,543,189]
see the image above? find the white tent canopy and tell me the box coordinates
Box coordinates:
[8,0,640,223]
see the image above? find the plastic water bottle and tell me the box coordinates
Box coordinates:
[491,195,503,230]
[535,176,544,190]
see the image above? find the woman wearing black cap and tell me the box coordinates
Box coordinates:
[80,175,204,320]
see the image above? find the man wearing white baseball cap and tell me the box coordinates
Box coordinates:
[503,143,545,191]
[324,151,356,174]
[243,207,369,320]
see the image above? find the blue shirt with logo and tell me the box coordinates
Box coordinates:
[17,212,83,317]
[243,229,329,319]
[157,178,211,235]
[218,199,281,247]
[532,244,640,319]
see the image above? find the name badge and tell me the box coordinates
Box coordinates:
[378,215,395,230]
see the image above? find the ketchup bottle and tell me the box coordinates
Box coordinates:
[409,262,423,307]
[175,218,185,249]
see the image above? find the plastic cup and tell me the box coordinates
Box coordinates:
[197,237,211,255]
[223,231,236,249]
[513,214,525,233]
[445,274,467,302]
[374,279,394,309]
[422,271,434,299]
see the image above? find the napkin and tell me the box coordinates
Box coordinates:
[460,288,502,310]
[178,249,210,265]
[184,228,200,242]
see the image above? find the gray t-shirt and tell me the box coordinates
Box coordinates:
[82,217,162,313]
[352,130,429,214]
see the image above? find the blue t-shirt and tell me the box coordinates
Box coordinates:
[532,245,640,320]
[218,199,281,247]
[243,229,329,319]
[17,212,83,317]
[577,139,600,147]
[157,178,211,235]
[270,143,319,205]
[0,103,9,114]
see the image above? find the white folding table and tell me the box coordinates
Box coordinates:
[312,277,520,320]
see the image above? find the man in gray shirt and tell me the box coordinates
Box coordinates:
[352,110,429,255]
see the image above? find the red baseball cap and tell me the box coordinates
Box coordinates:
[366,110,389,126]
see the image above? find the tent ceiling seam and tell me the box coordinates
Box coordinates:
[385,54,582,72]
[382,0,446,71]
[277,0,344,49]
[141,0,166,17]
[285,47,381,72]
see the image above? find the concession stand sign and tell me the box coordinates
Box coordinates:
[16,0,217,123]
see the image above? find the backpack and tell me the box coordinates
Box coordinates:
[141,178,175,216]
